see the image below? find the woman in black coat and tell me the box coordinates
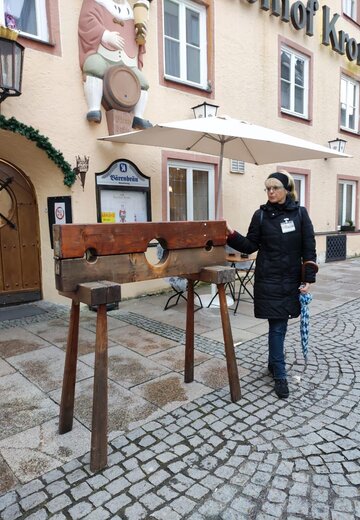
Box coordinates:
[227,171,317,399]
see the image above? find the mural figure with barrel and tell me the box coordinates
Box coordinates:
[78,0,152,129]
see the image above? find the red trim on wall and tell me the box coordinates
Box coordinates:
[339,67,360,138]
[337,173,360,229]
[277,165,311,211]
[18,0,61,57]
[161,150,219,220]
[278,35,313,126]
[157,0,215,98]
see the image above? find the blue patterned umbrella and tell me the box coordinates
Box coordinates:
[299,292,313,361]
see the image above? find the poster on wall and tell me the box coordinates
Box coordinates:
[96,159,151,223]
[47,196,72,249]
[54,202,66,224]
[100,190,148,223]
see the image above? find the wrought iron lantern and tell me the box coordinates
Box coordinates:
[0,32,24,104]
[328,137,347,154]
[74,155,90,190]
[191,101,219,119]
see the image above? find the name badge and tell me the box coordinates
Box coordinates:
[281,219,295,233]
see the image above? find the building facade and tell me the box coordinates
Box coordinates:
[0,0,359,306]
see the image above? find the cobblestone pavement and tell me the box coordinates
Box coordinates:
[1,260,360,519]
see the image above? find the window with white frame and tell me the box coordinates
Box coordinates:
[0,0,49,42]
[280,46,309,119]
[340,75,359,133]
[168,161,215,221]
[164,0,207,89]
[343,0,356,19]
[338,180,356,228]
[293,174,306,205]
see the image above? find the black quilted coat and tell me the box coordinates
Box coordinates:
[227,196,317,319]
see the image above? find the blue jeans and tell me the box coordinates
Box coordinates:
[268,319,288,379]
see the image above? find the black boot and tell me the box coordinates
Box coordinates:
[274,379,289,399]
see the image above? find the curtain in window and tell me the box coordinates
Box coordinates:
[294,58,304,114]
[169,167,187,221]
[186,8,200,83]
[193,170,208,220]
[5,0,37,35]
[281,51,290,110]
[338,183,344,226]
[165,0,180,78]
[19,0,37,36]
[345,185,353,223]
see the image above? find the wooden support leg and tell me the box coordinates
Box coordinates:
[59,300,80,434]
[90,303,108,472]
[184,279,195,383]
[217,283,241,402]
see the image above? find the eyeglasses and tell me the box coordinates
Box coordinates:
[264,186,284,192]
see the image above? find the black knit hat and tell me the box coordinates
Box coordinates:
[267,172,290,191]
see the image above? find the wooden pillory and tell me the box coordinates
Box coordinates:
[54,221,241,472]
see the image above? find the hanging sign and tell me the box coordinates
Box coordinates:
[96,160,152,224]
[96,160,150,188]
[54,202,66,224]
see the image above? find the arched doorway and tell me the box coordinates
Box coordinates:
[0,160,41,305]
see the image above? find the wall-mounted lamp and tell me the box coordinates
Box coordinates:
[328,137,347,154]
[191,101,219,119]
[0,31,25,104]
[74,155,90,190]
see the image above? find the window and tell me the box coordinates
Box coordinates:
[0,0,49,42]
[343,0,356,19]
[293,174,306,205]
[338,180,356,227]
[281,46,309,118]
[164,0,207,89]
[340,75,359,132]
[168,161,214,220]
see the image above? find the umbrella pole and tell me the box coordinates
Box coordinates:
[215,140,224,221]
[201,141,231,306]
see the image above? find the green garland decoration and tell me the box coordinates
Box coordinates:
[0,115,76,186]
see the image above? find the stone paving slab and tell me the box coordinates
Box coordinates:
[8,345,94,393]
[0,418,91,484]
[107,325,179,356]
[0,259,360,518]
[48,378,163,435]
[0,373,58,442]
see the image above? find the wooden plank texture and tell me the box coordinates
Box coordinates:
[53,221,227,259]
[218,284,241,402]
[55,247,226,292]
[189,265,235,284]
[59,301,80,434]
[91,304,108,471]
[76,281,121,306]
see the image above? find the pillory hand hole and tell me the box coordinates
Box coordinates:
[85,248,98,263]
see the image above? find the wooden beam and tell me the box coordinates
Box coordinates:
[53,221,227,259]
[55,247,226,292]
[189,265,235,284]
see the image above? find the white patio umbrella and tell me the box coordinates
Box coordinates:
[99,115,350,308]
[99,115,351,219]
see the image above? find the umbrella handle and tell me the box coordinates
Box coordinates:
[301,260,319,282]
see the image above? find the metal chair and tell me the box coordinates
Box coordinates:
[164,277,203,311]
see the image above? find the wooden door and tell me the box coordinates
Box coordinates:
[0,161,41,305]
